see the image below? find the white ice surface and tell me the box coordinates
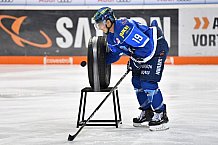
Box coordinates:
[0,65,218,145]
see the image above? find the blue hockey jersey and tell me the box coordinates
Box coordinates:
[106,18,158,64]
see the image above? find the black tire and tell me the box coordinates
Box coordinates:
[87,36,111,90]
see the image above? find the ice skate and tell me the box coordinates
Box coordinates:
[133,109,154,127]
[148,110,169,131]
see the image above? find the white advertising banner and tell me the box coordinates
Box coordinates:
[85,0,143,5]
[144,0,205,4]
[205,0,218,3]
[179,8,218,56]
[1,0,217,6]
[26,0,84,5]
[0,0,26,5]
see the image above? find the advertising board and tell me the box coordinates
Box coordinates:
[0,9,178,56]
[179,8,218,56]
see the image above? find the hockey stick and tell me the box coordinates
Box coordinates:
[68,69,131,141]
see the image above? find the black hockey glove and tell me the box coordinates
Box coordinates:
[127,60,132,71]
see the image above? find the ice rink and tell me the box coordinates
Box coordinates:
[0,64,218,145]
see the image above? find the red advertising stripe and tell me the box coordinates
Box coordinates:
[0,56,218,65]
[172,56,218,65]
[0,56,44,64]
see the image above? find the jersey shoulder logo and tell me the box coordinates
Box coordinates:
[121,18,128,25]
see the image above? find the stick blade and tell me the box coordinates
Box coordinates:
[68,134,76,141]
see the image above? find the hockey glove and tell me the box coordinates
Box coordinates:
[127,60,132,71]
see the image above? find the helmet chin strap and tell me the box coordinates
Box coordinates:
[105,19,113,35]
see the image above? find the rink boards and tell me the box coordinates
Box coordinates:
[0,5,218,64]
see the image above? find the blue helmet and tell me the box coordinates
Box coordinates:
[93,7,115,24]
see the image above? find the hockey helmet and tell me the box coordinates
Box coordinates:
[93,7,115,30]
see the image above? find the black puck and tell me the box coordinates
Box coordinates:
[80,61,87,67]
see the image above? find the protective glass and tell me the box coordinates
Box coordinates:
[94,21,106,30]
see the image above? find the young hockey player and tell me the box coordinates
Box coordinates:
[93,7,169,131]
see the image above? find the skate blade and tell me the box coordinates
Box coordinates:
[149,123,169,131]
[133,122,149,127]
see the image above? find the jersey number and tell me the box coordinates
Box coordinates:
[132,34,143,44]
